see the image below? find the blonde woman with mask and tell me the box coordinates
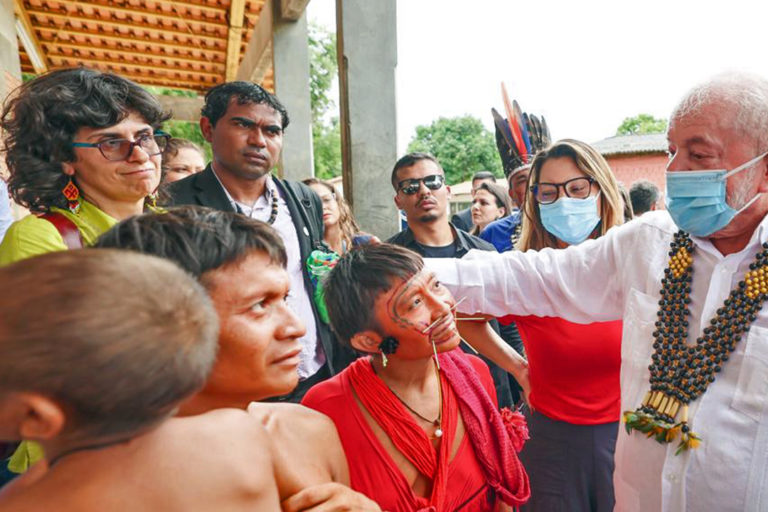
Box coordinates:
[506,139,624,512]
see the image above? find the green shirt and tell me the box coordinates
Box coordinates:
[0,200,118,265]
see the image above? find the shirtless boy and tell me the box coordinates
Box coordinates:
[0,249,280,511]
[96,206,380,511]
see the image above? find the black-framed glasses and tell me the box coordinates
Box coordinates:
[72,131,171,161]
[397,174,446,195]
[531,176,596,205]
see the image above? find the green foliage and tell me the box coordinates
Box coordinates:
[616,113,668,135]
[162,120,212,161]
[144,85,198,98]
[309,22,341,178]
[406,116,503,184]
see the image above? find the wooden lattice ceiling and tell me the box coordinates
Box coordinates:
[15,0,274,93]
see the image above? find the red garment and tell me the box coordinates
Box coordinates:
[500,315,622,424]
[303,352,501,512]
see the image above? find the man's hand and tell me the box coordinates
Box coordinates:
[281,482,382,512]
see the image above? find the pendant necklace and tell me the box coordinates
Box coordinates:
[385,360,444,439]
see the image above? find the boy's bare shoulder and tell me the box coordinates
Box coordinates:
[246,402,338,437]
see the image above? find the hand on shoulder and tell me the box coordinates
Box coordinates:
[281,482,382,512]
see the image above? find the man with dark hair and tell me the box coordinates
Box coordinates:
[95,207,380,512]
[450,170,497,232]
[387,152,522,408]
[166,82,349,402]
[629,180,660,216]
[480,164,530,252]
[0,249,282,511]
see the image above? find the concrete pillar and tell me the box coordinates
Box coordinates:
[336,0,398,239]
[272,3,313,181]
[0,0,21,101]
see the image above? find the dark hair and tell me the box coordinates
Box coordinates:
[472,171,496,183]
[0,249,218,439]
[391,152,442,189]
[629,180,659,215]
[1,68,170,213]
[324,243,423,345]
[201,81,289,129]
[94,206,287,285]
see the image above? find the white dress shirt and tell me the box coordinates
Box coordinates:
[213,171,325,378]
[426,210,768,512]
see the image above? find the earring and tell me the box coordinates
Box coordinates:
[147,191,158,209]
[378,336,399,368]
[62,178,81,214]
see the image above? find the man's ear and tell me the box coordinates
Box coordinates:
[445,185,451,201]
[200,117,215,144]
[349,330,383,354]
[394,193,403,210]
[0,393,66,441]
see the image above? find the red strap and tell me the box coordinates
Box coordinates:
[40,212,83,250]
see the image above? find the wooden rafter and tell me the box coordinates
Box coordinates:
[43,42,226,71]
[14,0,47,72]
[225,0,247,81]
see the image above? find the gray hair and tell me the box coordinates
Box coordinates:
[671,72,768,151]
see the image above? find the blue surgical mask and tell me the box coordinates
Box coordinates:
[665,152,767,237]
[539,193,601,245]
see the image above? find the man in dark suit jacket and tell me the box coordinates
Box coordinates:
[166,82,352,402]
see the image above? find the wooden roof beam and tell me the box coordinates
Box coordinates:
[14,0,48,73]
[225,0,247,81]
[236,0,273,83]
[46,54,222,79]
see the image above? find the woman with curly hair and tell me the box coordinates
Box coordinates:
[0,67,170,263]
[303,178,362,254]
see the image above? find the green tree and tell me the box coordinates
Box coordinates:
[309,23,341,179]
[406,116,503,184]
[162,119,212,161]
[616,113,668,135]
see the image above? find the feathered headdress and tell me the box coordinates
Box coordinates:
[492,83,551,178]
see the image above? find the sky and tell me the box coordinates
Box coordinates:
[307,0,768,154]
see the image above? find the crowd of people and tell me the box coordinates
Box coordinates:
[0,65,766,512]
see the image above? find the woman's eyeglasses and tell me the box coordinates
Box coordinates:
[531,176,596,205]
[397,174,446,195]
[72,131,171,162]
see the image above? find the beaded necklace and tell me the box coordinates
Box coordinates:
[623,231,768,454]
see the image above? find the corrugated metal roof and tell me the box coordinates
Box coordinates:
[591,133,667,156]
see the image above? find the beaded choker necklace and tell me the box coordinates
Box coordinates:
[624,231,768,454]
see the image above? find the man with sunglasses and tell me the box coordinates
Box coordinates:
[166,81,353,402]
[387,152,521,408]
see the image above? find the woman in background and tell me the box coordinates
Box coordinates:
[162,138,206,184]
[470,182,513,236]
[303,178,362,254]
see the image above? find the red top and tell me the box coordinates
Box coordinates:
[303,354,499,512]
[501,315,622,425]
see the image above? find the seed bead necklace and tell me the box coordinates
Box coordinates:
[624,230,768,454]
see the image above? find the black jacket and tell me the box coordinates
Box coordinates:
[450,207,474,233]
[165,166,354,387]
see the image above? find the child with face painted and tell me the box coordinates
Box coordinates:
[302,243,530,512]
[500,139,625,512]
[0,250,281,511]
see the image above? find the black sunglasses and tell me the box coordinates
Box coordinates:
[397,174,446,195]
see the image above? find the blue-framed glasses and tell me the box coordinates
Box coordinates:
[72,131,171,161]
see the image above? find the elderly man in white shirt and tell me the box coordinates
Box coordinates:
[426,72,768,512]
